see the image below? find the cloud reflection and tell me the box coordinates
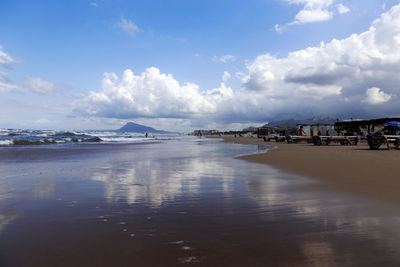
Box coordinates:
[0,205,17,234]
[90,156,235,207]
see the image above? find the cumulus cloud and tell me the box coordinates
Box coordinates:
[293,6,333,24]
[76,5,400,127]
[222,71,231,82]
[117,17,140,37]
[75,67,234,119]
[244,4,400,116]
[276,0,350,32]
[23,76,54,94]
[363,87,392,105]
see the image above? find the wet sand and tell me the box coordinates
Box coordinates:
[2,139,400,266]
[220,135,400,204]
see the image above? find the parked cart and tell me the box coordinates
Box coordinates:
[286,136,314,143]
[313,136,359,146]
[367,121,400,150]
[367,135,400,150]
[274,136,286,142]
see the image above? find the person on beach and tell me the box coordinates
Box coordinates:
[298,126,304,136]
[145,132,148,138]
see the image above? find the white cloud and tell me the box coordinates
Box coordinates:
[75,67,234,119]
[276,0,349,32]
[363,87,392,104]
[0,46,16,92]
[336,3,350,14]
[117,17,140,37]
[222,71,231,82]
[213,55,236,63]
[235,72,246,80]
[77,5,400,127]
[23,76,54,95]
[274,24,287,34]
[0,46,15,65]
[90,2,98,7]
[0,72,16,92]
[293,7,333,24]
[244,4,400,116]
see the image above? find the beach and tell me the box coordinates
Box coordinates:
[220,135,400,204]
[2,137,400,266]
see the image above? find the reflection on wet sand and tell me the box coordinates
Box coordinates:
[1,139,400,266]
[246,165,400,265]
[0,206,17,234]
[90,152,235,207]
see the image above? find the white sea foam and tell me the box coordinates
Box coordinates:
[0,140,12,146]
[100,137,158,144]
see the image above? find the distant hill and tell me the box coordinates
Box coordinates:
[262,117,338,128]
[116,122,170,134]
[242,126,258,132]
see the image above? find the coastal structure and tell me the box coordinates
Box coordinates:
[257,127,298,138]
[334,117,400,136]
[257,127,270,138]
[192,129,219,136]
[294,124,336,136]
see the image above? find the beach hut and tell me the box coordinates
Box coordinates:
[305,124,336,136]
[297,124,311,136]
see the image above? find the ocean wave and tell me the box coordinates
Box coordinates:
[0,140,12,146]
[0,129,182,146]
[51,131,78,137]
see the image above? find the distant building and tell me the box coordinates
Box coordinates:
[297,124,336,136]
[257,127,270,138]
[257,126,298,138]
[192,129,219,136]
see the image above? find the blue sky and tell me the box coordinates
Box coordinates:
[1,0,400,131]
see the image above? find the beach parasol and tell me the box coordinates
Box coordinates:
[384,121,400,127]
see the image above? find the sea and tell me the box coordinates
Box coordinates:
[0,128,179,146]
[1,131,400,266]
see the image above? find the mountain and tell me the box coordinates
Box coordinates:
[116,122,170,133]
[242,126,258,132]
[262,117,338,128]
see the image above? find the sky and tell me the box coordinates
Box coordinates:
[1,0,400,131]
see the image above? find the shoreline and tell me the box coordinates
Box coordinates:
[217,135,400,205]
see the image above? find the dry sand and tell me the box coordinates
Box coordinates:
[218,135,400,204]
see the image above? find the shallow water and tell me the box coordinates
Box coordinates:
[0,137,400,266]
